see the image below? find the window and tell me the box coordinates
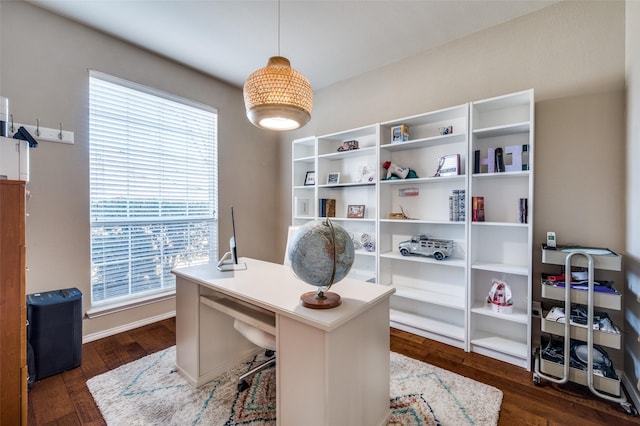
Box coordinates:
[89,71,217,306]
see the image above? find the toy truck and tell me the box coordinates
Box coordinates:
[398,235,454,260]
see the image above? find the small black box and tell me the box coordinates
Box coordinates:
[27,288,82,380]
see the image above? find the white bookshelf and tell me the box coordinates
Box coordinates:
[291,90,535,368]
[468,89,534,369]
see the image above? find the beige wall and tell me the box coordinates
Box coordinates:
[1,0,635,400]
[281,0,626,257]
[278,1,628,367]
[0,1,280,338]
[534,91,626,365]
[625,0,640,408]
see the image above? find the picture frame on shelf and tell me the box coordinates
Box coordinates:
[434,154,460,177]
[327,172,340,185]
[304,171,315,186]
[295,197,310,217]
[347,204,365,218]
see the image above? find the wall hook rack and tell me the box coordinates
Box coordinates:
[12,119,74,145]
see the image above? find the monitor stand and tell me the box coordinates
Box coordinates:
[216,252,247,271]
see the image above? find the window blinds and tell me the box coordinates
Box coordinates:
[89,71,218,304]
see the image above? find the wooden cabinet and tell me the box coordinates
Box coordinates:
[0,180,27,425]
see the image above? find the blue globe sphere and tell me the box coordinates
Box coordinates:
[288,219,355,289]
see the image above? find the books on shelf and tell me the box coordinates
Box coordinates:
[319,198,336,217]
[449,189,465,222]
[472,196,485,222]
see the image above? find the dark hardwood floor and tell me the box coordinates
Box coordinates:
[27,318,638,425]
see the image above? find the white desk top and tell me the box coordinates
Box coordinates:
[172,257,395,332]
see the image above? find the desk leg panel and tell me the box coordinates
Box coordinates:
[198,300,259,384]
[176,277,258,387]
[175,278,200,386]
[277,299,390,426]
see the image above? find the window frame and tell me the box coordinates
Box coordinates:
[88,70,218,309]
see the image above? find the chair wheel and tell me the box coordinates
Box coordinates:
[238,380,250,392]
[265,349,275,357]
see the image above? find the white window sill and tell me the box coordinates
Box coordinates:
[85,290,176,319]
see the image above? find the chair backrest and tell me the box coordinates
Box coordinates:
[283,226,300,266]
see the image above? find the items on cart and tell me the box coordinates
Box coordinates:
[540,337,618,380]
[545,305,621,334]
[541,273,619,295]
[535,245,637,416]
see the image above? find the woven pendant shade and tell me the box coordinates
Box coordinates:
[243,56,313,131]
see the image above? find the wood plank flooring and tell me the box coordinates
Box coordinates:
[27,318,638,425]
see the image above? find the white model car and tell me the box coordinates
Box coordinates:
[398,235,454,261]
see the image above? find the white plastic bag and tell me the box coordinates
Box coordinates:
[487,279,513,314]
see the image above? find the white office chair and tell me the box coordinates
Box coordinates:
[235,226,299,391]
[283,225,299,266]
[234,317,276,391]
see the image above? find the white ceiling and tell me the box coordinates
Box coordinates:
[26,0,558,90]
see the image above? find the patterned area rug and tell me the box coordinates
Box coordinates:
[87,346,502,425]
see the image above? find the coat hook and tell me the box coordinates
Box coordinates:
[10,114,14,133]
[59,122,64,140]
[36,118,40,136]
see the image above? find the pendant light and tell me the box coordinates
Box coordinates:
[243,0,313,131]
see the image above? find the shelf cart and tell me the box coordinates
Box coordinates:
[533,246,637,416]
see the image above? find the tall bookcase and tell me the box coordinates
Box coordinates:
[378,104,469,349]
[468,89,534,368]
[292,125,379,283]
[292,136,317,227]
[291,90,535,369]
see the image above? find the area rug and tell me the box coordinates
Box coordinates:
[87,346,502,426]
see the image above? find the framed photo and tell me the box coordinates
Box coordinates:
[327,172,340,185]
[347,204,365,218]
[295,197,310,217]
[304,171,315,186]
[434,154,460,177]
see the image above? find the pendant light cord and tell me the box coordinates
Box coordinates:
[277,0,281,56]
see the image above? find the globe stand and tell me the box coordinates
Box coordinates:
[300,289,341,309]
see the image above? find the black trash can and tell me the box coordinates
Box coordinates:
[27,288,82,381]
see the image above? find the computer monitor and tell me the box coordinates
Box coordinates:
[230,206,238,264]
[217,206,246,271]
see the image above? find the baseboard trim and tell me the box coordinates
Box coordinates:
[82,311,176,344]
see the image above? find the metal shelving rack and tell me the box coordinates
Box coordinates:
[533,246,637,416]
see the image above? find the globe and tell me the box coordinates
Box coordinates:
[287,219,355,309]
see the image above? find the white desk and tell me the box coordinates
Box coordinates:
[172,257,395,426]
